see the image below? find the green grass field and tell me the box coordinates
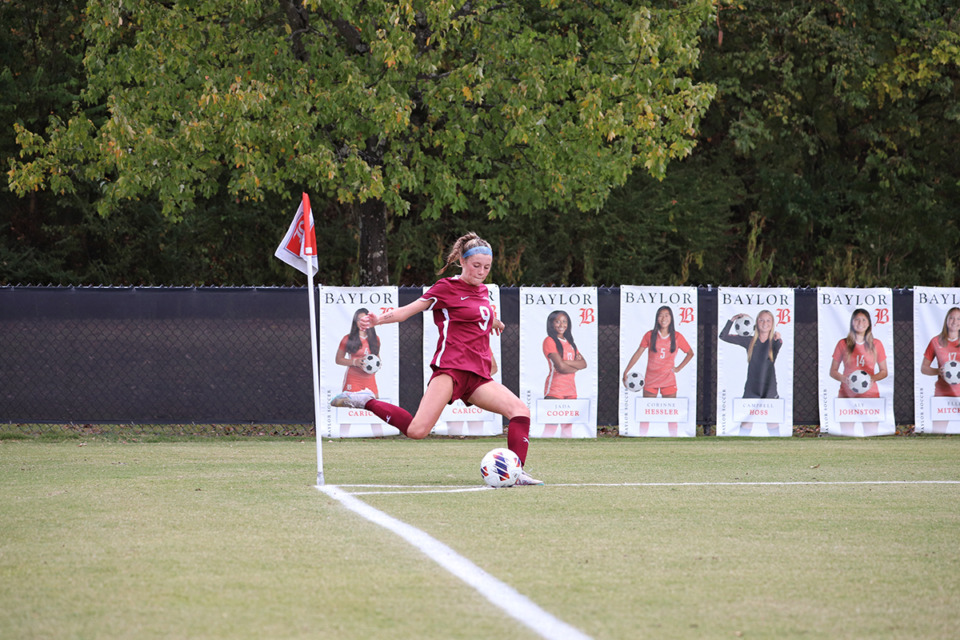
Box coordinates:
[2,436,959,639]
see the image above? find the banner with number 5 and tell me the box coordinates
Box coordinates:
[618,286,698,437]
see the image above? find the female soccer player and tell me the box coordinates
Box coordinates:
[330,232,542,485]
[920,307,960,433]
[335,307,380,396]
[621,305,694,436]
[719,310,782,435]
[333,307,383,437]
[542,310,588,437]
[829,308,888,436]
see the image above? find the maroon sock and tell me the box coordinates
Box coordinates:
[365,399,412,436]
[506,416,531,466]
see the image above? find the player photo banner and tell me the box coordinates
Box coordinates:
[913,287,960,434]
[817,287,895,437]
[319,286,400,438]
[519,287,599,438]
[716,288,795,437]
[423,284,504,436]
[619,286,698,437]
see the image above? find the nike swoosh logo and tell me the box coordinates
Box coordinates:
[460,296,470,300]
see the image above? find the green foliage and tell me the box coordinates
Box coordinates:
[7,0,716,284]
[699,0,960,286]
[5,0,959,287]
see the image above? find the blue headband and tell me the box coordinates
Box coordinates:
[462,246,492,258]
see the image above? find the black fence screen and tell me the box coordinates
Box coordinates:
[1,286,916,432]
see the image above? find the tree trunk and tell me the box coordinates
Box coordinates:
[277,0,310,62]
[356,199,389,285]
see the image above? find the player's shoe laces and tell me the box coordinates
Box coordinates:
[330,389,375,409]
[515,470,544,486]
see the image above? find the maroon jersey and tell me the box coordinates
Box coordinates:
[422,277,494,378]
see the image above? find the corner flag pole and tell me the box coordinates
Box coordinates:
[300,196,324,487]
[273,192,324,486]
[306,266,324,486]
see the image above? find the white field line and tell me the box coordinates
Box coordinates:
[318,484,593,640]
[339,480,960,495]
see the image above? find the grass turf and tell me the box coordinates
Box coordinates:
[2,436,958,639]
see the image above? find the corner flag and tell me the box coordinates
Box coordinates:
[275,193,318,276]
[274,192,324,486]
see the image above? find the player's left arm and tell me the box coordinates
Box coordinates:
[871,358,889,383]
[674,349,694,373]
[567,352,588,370]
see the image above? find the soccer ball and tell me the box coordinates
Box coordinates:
[731,315,754,337]
[846,370,872,394]
[941,360,960,385]
[361,353,381,374]
[625,371,645,392]
[480,448,522,488]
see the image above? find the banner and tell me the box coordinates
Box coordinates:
[424,284,504,436]
[319,286,400,438]
[716,288,794,436]
[519,287,599,438]
[618,286,698,437]
[913,287,960,434]
[817,288,895,436]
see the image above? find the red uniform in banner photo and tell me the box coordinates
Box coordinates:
[924,338,960,397]
[542,337,578,399]
[833,339,887,399]
[639,329,692,393]
[338,335,379,396]
[421,276,495,379]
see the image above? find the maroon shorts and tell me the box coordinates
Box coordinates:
[429,368,493,406]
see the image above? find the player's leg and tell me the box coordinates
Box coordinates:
[662,390,679,436]
[466,381,532,467]
[403,374,456,439]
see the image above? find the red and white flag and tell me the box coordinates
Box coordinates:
[275,193,318,276]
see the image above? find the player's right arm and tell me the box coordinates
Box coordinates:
[362,298,432,328]
[829,356,845,383]
[921,340,942,377]
[921,357,941,378]
[622,343,648,385]
[335,336,362,368]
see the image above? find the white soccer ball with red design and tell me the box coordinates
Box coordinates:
[846,370,872,394]
[480,448,522,488]
[941,360,960,385]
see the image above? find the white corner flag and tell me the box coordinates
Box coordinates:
[275,193,324,485]
[275,194,319,276]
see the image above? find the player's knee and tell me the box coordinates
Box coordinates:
[510,403,530,420]
[407,422,432,439]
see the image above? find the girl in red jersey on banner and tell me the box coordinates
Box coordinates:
[330,232,542,485]
[920,307,960,433]
[622,305,694,436]
[542,310,588,437]
[335,307,380,396]
[829,308,888,436]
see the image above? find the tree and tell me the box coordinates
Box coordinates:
[697,0,960,286]
[9,0,716,285]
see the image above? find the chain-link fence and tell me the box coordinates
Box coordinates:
[0,286,916,436]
